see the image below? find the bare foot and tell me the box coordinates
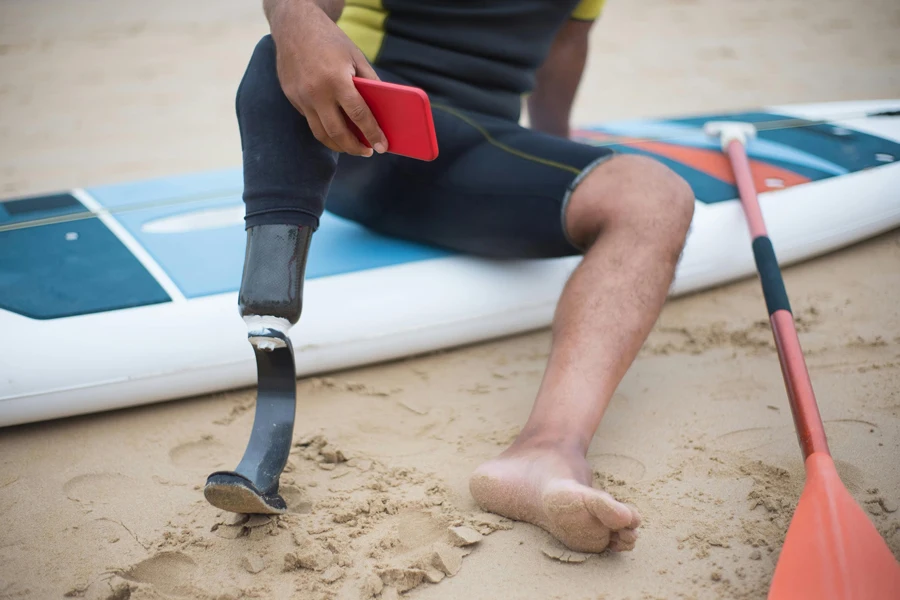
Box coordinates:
[469,445,641,553]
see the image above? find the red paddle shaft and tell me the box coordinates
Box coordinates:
[723,133,830,459]
[707,120,900,600]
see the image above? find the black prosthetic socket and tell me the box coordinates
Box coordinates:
[238,224,313,324]
[204,224,313,515]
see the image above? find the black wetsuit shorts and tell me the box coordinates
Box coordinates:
[239,1,616,259]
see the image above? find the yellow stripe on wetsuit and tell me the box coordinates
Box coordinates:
[337,0,388,62]
[571,0,606,21]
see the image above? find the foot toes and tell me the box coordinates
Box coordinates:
[583,489,634,530]
[624,503,642,528]
[608,531,636,552]
[615,527,638,545]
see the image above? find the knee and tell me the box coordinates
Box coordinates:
[564,154,695,252]
[236,35,279,112]
[249,34,277,73]
[253,33,276,58]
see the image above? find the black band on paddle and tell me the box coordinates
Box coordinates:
[752,236,792,316]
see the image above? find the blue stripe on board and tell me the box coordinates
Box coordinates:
[0,192,88,224]
[87,170,247,299]
[588,144,741,203]
[5,113,897,318]
[0,194,171,319]
[669,112,900,172]
[761,123,900,172]
[86,169,451,299]
[741,157,832,184]
[596,143,835,203]
[584,120,849,176]
[572,132,837,202]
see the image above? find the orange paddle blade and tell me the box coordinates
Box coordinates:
[769,453,900,600]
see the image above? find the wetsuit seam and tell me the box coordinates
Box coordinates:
[431,102,583,176]
[244,207,321,226]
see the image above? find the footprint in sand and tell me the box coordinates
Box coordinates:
[391,510,450,555]
[825,418,879,434]
[63,473,133,504]
[367,510,469,591]
[80,518,148,550]
[351,410,455,457]
[587,453,647,482]
[368,510,452,560]
[711,426,787,453]
[119,551,197,597]
[168,436,226,469]
[280,484,313,514]
[714,419,881,457]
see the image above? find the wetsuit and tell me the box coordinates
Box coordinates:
[239,0,616,259]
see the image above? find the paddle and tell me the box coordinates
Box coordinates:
[704,121,900,600]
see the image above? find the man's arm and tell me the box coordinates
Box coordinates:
[527,16,598,138]
[264,0,343,24]
[259,0,388,156]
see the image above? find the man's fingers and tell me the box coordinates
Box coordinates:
[347,56,388,153]
[305,111,342,153]
[353,53,381,82]
[319,103,373,157]
[337,86,387,154]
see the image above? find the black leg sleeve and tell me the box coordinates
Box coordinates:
[236,35,338,230]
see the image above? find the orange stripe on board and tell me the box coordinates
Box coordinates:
[572,130,811,191]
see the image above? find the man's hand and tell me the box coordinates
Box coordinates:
[266,0,387,156]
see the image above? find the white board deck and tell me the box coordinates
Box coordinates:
[1,100,898,427]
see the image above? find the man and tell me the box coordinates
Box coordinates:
[217,0,695,554]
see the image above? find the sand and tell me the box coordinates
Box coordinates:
[1,1,899,599]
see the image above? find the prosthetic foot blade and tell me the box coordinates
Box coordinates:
[204,224,310,515]
[205,336,296,514]
[204,472,287,515]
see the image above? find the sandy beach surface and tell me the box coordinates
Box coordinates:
[1,1,899,599]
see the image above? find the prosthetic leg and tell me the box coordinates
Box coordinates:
[202,32,339,513]
[204,224,312,514]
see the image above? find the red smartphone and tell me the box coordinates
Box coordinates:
[346,77,439,161]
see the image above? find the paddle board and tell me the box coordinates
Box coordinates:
[1,99,898,427]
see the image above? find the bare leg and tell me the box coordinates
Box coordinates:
[470,155,695,553]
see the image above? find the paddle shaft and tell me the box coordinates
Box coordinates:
[725,139,830,460]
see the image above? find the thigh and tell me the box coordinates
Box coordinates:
[327,102,616,259]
